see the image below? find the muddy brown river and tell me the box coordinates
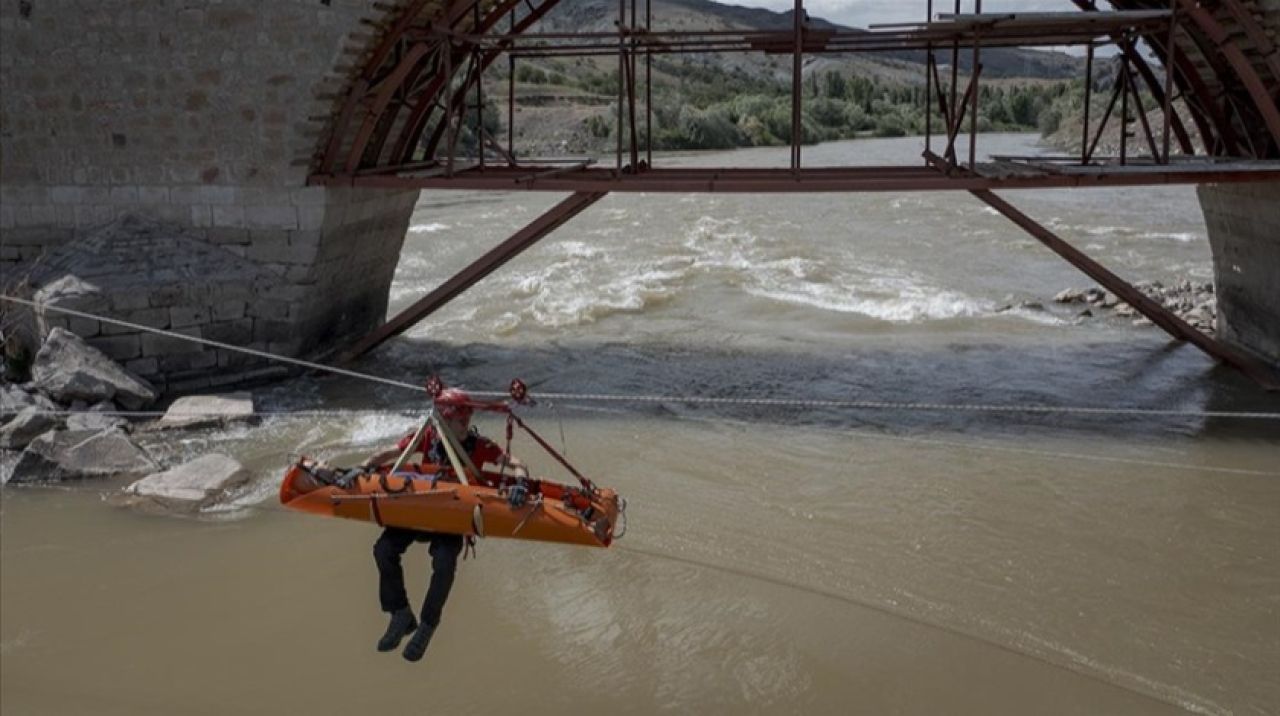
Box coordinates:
[4,135,1280,714]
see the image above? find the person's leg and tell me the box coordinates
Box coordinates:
[373,528,418,652]
[420,534,464,626]
[404,533,463,662]
[373,527,417,612]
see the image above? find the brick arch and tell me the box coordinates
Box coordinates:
[312,0,562,178]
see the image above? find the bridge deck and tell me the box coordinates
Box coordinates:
[311,159,1280,193]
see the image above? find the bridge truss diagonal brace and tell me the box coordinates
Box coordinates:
[341,191,609,362]
[971,189,1280,392]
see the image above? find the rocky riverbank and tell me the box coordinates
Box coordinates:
[1051,279,1217,333]
[1,325,256,514]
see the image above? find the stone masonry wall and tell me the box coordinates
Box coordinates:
[1198,182,1280,367]
[0,0,420,390]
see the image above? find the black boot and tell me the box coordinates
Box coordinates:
[377,608,417,652]
[402,622,437,662]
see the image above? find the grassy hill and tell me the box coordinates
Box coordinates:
[469,0,1084,156]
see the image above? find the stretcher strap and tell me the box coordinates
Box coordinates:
[510,413,595,491]
[430,413,479,486]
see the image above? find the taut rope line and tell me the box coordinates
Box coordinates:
[4,294,1280,422]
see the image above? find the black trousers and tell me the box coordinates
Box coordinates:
[373,527,463,627]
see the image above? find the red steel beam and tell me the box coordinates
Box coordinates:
[340,191,608,361]
[314,162,1280,193]
[1071,0,1197,156]
[971,189,1280,391]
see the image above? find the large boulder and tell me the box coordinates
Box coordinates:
[31,328,157,409]
[117,454,251,512]
[0,450,18,485]
[33,275,109,337]
[0,383,58,417]
[153,393,256,431]
[66,401,130,433]
[8,429,158,483]
[0,407,62,450]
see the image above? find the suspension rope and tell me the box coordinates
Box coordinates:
[472,390,1280,421]
[0,295,422,393]
[5,294,1280,422]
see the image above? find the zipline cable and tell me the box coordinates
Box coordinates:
[5,294,1280,422]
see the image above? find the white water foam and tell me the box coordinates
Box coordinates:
[682,216,1001,323]
[408,222,450,234]
[1140,231,1202,243]
[745,280,993,322]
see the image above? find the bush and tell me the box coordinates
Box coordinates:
[873,113,908,138]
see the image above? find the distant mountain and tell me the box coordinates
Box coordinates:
[533,0,1083,80]
[489,0,1083,155]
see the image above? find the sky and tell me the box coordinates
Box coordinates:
[712,0,1074,29]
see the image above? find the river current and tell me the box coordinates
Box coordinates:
[3,134,1279,715]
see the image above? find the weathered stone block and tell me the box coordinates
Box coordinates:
[68,316,101,337]
[216,344,268,369]
[141,327,204,356]
[153,393,255,431]
[211,300,247,321]
[9,429,158,483]
[169,305,211,328]
[109,186,139,203]
[190,204,212,228]
[119,453,251,512]
[109,290,152,312]
[211,205,246,228]
[257,283,310,302]
[118,307,170,331]
[0,407,61,450]
[149,285,186,308]
[158,350,218,373]
[206,226,249,244]
[32,328,157,409]
[204,319,255,345]
[245,233,292,263]
[245,204,298,229]
[246,299,291,321]
[297,204,326,231]
[87,334,142,362]
[138,186,170,204]
[125,357,159,376]
[268,339,303,356]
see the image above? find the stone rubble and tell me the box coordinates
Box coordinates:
[6,428,158,483]
[2,319,268,489]
[65,401,130,432]
[1,383,59,415]
[1052,279,1218,334]
[2,330,146,483]
[0,406,62,450]
[152,392,256,431]
[31,328,157,409]
[116,453,251,513]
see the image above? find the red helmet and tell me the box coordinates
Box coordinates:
[435,387,473,423]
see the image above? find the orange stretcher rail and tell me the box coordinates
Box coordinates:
[279,459,624,548]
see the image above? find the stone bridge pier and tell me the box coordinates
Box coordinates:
[0,0,420,391]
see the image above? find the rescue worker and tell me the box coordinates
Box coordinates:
[359,387,526,662]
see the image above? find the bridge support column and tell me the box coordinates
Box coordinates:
[1198,182,1280,369]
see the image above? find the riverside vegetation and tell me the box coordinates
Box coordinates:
[450,0,1142,155]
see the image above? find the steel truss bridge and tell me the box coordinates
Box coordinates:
[308,0,1280,390]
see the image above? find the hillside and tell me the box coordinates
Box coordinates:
[471,0,1084,156]
[539,0,1081,80]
